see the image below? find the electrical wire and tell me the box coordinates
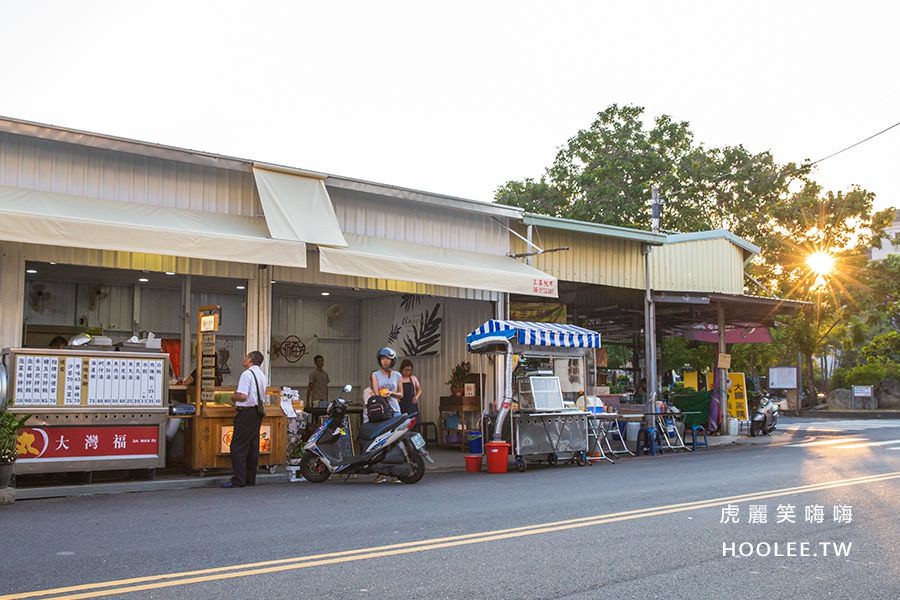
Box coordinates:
[810,120,900,166]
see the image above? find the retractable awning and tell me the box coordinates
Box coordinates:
[466,319,601,350]
[0,185,307,268]
[319,233,558,298]
[252,167,347,247]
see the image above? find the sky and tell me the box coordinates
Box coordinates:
[0,1,897,214]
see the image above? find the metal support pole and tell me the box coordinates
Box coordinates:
[131,285,142,337]
[494,294,507,412]
[525,225,534,267]
[643,244,657,447]
[180,275,192,381]
[717,303,727,433]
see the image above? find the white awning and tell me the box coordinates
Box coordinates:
[252,167,347,247]
[0,185,307,268]
[319,233,558,298]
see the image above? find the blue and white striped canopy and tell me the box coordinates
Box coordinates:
[466,320,601,350]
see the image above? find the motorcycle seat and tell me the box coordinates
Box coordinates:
[358,415,408,441]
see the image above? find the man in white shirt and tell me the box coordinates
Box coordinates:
[224,351,268,488]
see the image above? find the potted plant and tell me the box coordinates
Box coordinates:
[446,361,471,398]
[0,411,29,489]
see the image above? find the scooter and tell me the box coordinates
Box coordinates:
[300,385,433,484]
[750,392,780,436]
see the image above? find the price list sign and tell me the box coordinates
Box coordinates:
[87,358,164,406]
[14,355,59,406]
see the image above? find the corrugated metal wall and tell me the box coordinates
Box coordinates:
[650,239,745,294]
[329,187,508,256]
[269,295,361,396]
[359,296,493,426]
[511,226,647,290]
[0,132,258,216]
[24,281,133,334]
[511,227,747,295]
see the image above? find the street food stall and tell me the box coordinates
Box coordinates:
[185,305,291,474]
[1,346,169,478]
[465,320,602,472]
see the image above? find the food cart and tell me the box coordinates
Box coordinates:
[185,305,290,474]
[465,320,602,472]
[1,346,169,478]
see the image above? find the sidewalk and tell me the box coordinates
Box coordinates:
[7,434,781,502]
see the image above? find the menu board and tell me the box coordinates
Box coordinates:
[87,358,164,406]
[14,355,59,406]
[63,357,83,406]
[12,352,165,408]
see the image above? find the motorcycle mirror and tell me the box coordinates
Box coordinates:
[343,384,352,393]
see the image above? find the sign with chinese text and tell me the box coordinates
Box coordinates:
[510,302,567,323]
[16,426,160,461]
[706,372,749,420]
[530,277,558,298]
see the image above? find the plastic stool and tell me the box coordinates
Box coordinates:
[691,425,708,450]
[417,421,439,444]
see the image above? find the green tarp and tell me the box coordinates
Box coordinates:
[672,391,712,429]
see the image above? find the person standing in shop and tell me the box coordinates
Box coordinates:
[223,351,267,489]
[306,355,330,408]
[398,359,422,424]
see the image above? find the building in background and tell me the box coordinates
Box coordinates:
[870,209,900,261]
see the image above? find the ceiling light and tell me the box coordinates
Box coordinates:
[271,280,277,284]
[236,285,246,290]
[320,291,331,296]
[25,269,38,274]
[138,277,149,283]
[164,271,176,276]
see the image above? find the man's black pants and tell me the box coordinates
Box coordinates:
[231,408,262,486]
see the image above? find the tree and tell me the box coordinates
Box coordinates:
[495,104,806,235]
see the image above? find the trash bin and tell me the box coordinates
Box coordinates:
[465,454,482,473]
[485,441,510,474]
[466,430,483,454]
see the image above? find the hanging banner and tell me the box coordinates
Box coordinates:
[510,302,568,324]
[387,295,444,357]
[706,372,749,420]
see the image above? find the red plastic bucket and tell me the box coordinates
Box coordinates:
[485,441,510,474]
[464,454,482,473]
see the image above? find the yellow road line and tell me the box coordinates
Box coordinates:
[7,471,900,600]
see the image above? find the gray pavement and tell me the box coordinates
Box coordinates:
[1,418,899,599]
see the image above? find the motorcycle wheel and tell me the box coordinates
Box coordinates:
[397,450,426,484]
[749,421,761,437]
[299,454,331,483]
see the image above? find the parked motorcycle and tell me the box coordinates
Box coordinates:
[749,393,780,436]
[300,385,433,484]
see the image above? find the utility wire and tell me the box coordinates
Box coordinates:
[810,120,900,166]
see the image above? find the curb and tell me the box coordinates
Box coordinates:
[12,473,286,501]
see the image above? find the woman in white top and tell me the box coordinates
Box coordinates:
[364,347,402,424]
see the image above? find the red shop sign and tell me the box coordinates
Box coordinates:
[16,426,160,461]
